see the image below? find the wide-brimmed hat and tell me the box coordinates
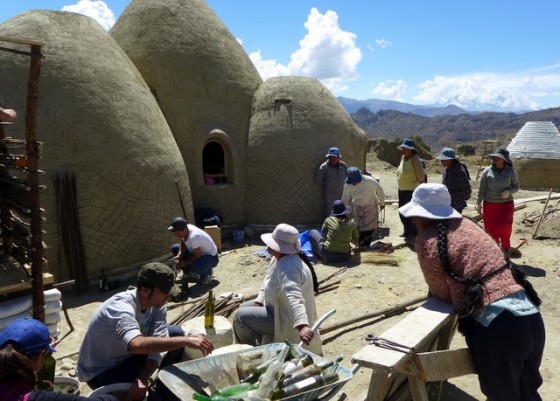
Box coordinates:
[261,223,301,255]
[168,217,188,232]
[488,148,512,165]
[397,138,417,151]
[345,167,363,184]
[331,200,352,217]
[138,262,178,294]
[436,147,457,160]
[0,318,56,355]
[326,147,341,158]
[398,183,462,220]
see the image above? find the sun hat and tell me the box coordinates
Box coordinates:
[398,183,462,220]
[345,167,363,184]
[261,223,301,255]
[0,318,56,355]
[436,147,457,160]
[325,147,341,158]
[168,217,188,232]
[488,148,512,165]
[331,200,352,217]
[138,262,178,294]
[397,138,417,151]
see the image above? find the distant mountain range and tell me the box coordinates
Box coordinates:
[337,97,560,151]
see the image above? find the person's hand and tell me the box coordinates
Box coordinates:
[254,301,264,307]
[185,335,214,356]
[499,190,511,199]
[475,203,482,214]
[126,378,148,401]
[297,325,314,345]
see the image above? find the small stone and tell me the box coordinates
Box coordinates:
[355,284,362,289]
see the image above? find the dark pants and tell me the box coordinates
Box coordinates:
[309,229,351,263]
[398,189,417,237]
[87,325,185,389]
[465,311,545,401]
[171,244,219,282]
[359,230,375,248]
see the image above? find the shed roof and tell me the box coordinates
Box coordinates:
[507,121,560,159]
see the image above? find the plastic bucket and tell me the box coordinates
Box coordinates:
[88,382,147,401]
[53,376,80,396]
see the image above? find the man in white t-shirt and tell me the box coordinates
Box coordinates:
[168,217,219,284]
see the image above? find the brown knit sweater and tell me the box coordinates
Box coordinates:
[415,218,523,311]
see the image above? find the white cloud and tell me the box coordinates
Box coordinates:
[375,39,392,49]
[62,0,116,31]
[247,8,362,94]
[372,80,407,101]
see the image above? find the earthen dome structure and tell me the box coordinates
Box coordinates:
[246,77,367,225]
[507,121,560,190]
[111,0,262,225]
[0,11,192,280]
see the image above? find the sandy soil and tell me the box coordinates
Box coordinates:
[52,156,559,401]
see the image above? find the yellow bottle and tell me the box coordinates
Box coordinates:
[204,290,215,329]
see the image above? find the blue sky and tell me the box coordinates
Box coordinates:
[2,0,560,112]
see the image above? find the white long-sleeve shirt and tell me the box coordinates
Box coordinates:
[342,175,385,207]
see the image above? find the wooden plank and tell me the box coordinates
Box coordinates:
[0,273,54,296]
[351,298,455,371]
[412,348,476,382]
[0,35,45,46]
[407,375,429,401]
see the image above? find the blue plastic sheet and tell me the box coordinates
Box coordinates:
[252,230,317,260]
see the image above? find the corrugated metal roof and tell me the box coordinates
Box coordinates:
[508,121,560,159]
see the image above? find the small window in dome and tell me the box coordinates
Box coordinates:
[202,141,227,184]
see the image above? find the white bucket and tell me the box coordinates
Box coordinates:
[53,376,81,396]
[88,382,147,401]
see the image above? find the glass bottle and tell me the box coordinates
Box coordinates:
[282,353,314,375]
[37,351,56,390]
[98,268,107,293]
[281,355,343,387]
[204,290,215,329]
[271,371,339,400]
[213,382,259,397]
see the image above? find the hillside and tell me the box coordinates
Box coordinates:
[350,106,560,150]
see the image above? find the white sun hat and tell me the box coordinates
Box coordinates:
[398,183,462,220]
[261,223,301,255]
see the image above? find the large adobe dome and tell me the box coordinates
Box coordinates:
[111,0,263,224]
[246,77,367,225]
[0,11,192,279]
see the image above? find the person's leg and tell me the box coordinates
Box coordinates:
[233,302,274,346]
[465,311,545,401]
[160,325,186,367]
[482,201,501,247]
[188,254,219,283]
[498,201,515,251]
[321,249,351,263]
[87,354,148,389]
[398,190,415,236]
[309,230,325,261]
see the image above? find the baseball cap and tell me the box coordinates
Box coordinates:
[0,318,56,355]
[168,217,188,232]
[138,262,177,294]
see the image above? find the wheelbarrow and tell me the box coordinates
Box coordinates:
[158,343,358,401]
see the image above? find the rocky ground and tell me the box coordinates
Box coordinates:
[52,154,559,401]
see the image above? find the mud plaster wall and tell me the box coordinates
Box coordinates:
[246,77,367,225]
[512,159,560,191]
[0,11,192,280]
[110,0,263,225]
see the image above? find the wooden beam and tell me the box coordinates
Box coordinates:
[0,35,45,46]
[410,348,476,382]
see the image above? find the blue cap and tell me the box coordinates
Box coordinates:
[345,167,363,184]
[326,147,341,158]
[0,319,56,355]
[397,139,417,151]
[436,148,456,160]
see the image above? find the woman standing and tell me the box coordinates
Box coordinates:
[436,147,472,214]
[0,318,117,401]
[342,167,385,251]
[396,139,425,241]
[309,200,359,263]
[476,148,520,256]
[233,224,322,355]
[399,184,544,401]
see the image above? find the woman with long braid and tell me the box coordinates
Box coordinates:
[399,183,545,401]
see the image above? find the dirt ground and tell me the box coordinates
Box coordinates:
[52,154,559,401]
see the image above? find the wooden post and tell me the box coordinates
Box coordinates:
[532,188,553,239]
[26,43,45,322]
